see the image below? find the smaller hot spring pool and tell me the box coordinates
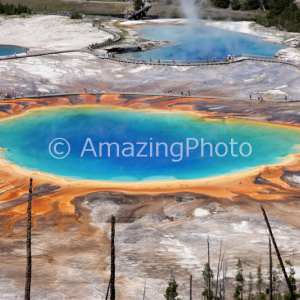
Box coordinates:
[122,24,285,60]
[0,45,29,56]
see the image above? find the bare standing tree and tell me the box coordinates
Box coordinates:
[208,236,211,299]
[215,240,226,299]
[220,260,228,300]
[105,215,116,300]
[269,237,273,300]
[261,206,295,300]
[111,215,116,300]
[25,178,33,300]
[143,277,147,300]
[190,275,192,300]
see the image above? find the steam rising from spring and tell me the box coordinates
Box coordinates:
[179,0,200,27]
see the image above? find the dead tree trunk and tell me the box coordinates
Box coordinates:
[269,237,273,300]
[110,215,116,300]
[105,276,111,300]
[207,235,211,300]
[261,206,294,300]
[24,178,33,300]
[143,277,147,300]
[215,240,223,299]
[190,275,192,300]
[219,259,227,300]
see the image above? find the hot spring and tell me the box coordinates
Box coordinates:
[123,24,285,60]
[0,45,28,56]
[0,107,299,182]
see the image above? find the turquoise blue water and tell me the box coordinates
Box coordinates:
[0,107,299,182]
[123,24,285,60]
[0,45,28,56]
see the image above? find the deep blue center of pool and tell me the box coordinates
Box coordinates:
[124,24,285,60]
[0,107,299,182]
[0,45,28,56]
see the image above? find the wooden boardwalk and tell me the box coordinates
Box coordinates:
[125,4,152,20]
[1,91,299,103]
[0,18,298,72]
[99,53,300,70]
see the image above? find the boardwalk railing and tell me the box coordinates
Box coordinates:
[99,54,234,66]
[125,4,152,20]
[89,22,121,50]
[98,53,300,69]
[237,53,300,69]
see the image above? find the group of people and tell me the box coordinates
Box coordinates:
[88,20,110,49]
[249,94,291,101]
[181,90,191,96]
[249,94,264,101]
[166,90,191,96]
[226,55,237,62]
[124,10,137,19]
[125,1,150,19]
[88,38,113,50]
[0,91,21,100]
[92,19,105,29]
[12,51,29,58]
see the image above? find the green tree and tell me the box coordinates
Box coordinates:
[241,0,260,10]
[0,1,30,15]
[202,263,214,300]
[133,0,143,10]
[211,0,230,9]
[248,272,254,300]
[234,259,245,300]
[272,267,283,300]
[71,12,82,19]
[231,0,241,10]
[164,274,181,300]
[283,260,300,299]
[258,0,300,32]
[256,265,266,300]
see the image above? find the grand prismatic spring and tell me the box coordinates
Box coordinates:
[0,106,300,181]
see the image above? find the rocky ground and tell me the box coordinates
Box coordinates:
[1,51,300,100]
[0,15,113,53]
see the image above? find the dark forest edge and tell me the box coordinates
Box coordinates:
[0,1,31,15]
[1,0,300,33]
[212,0,300,32]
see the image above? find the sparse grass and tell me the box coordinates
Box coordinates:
[2,0,267,20]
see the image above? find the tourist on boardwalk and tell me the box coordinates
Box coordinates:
[181,90,183,96]
[188,91,190,96]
